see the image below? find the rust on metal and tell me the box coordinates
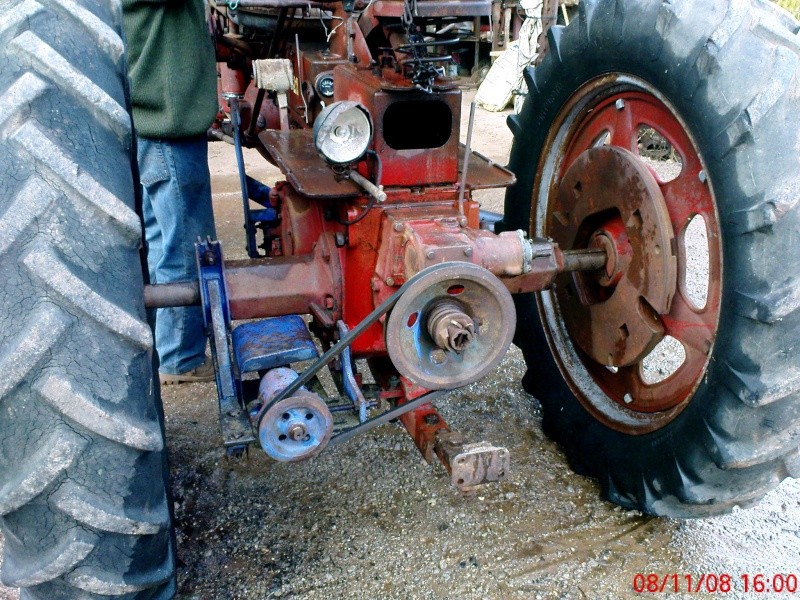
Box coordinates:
[397,403,510,491]
[226,233,342,320]
[537,82,721,430]
[434,431,510,491]
[385,262,515,390]
[398,218,530,278]
[550,145,676,368]
[426,299,476,353]
[398,403,449,463]
[372,0,492,18]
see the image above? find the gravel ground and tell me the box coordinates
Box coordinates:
[3,91,800,600]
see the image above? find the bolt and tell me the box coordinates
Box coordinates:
[615,99,625,111]
[334,232,347,247]
[430,349,447,365]
[698,170,707,184]
[288,423,307,441]
[424,413,440,425]
[458,216,468,227]
[623,393,633,404]
[393,222,404,232]
[324,296,334,309]
[425,250,435,260]
[463,247,473,257]
[385,277,395,286]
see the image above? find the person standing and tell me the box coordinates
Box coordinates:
[123,0,218,384]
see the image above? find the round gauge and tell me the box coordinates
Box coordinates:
[315,72,335,98]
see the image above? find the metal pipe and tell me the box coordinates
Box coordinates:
[295,32,309,124]
[229,97,259,257]
[561,248,608,272]
[479,209,503,231]
[458,100,476,218]
[144,282,201,308]
[245,89,266,140]
[266,6,288,57]
[349,169,386,203]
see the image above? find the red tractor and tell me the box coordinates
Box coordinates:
[2,0,799,597]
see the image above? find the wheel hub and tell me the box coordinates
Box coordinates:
[551,146,677,368]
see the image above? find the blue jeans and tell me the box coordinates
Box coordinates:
[138,136,216,375]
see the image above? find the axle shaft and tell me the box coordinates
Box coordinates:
[561,248,608,272]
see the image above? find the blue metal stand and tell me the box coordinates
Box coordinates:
[196,238,256,451]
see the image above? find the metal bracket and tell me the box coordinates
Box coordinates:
[336,320,370,422]
[196,239,256,450]
[435,430,510,492]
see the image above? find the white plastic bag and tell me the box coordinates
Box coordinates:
[476,1,543,112]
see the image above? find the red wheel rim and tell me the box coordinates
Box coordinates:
[537,80,722,433]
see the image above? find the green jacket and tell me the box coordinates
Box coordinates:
[122,0,218,139]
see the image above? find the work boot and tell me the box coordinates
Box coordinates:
[159,358,215,385]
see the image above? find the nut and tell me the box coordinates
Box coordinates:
[288,423,307,441]
[430,349,447,365]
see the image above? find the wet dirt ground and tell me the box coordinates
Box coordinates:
[3,91,800,600]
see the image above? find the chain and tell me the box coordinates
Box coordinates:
[397,0,440,92]
[401,0,416,27]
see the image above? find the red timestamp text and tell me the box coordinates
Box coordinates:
[632,573,800,594]
[742,574,799,593]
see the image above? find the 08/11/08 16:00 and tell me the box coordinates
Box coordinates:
[633,573,799,594]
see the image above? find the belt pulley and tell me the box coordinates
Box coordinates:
[254,262,515,458]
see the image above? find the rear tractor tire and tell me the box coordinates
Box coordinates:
[502,0,800,516]
[0,0,175,596]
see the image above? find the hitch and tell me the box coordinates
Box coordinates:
[436,433,510,492]
[398,403,510,492]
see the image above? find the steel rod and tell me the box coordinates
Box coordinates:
[561,248,607,272]
[457,100,477,218]
[144,282,201,308]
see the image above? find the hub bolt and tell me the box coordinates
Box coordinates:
[288,423,307,441]
[430,349,447,365]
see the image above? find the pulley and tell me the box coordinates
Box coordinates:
[257,368,333,462]
[385,263,516,389]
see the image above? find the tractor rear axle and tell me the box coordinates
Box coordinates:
[142,244,608,310]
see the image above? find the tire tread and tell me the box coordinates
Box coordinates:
[0,0,174,596]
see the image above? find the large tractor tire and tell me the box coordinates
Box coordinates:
[502,0,800,517]
[0,0,175,597]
